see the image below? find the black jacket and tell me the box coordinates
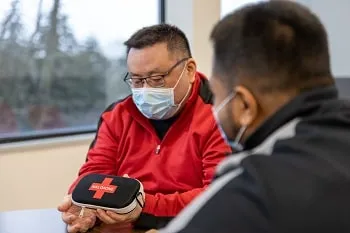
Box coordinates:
[159,86,350,233]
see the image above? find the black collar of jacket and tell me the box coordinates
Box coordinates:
[242,85,339,151]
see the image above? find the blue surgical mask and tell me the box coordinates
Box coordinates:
[213,92,247,152]
[132,65,191,120]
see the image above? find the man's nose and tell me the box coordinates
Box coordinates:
[143,80,152,88]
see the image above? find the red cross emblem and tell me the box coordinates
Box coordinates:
[89,178,117,199]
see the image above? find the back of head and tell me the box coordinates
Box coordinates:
[211,0,334,94]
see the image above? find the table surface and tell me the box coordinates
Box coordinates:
[0,209,145,233]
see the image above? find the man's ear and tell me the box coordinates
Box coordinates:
[186,58,197,83]
[234,85,258,126]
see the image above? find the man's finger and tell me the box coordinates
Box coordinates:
[81,216,95,229]
[96,209,116,224]
[80,226,90,233]
[146,230,158,233]
[82,210,96,228]
[58,195,72,212]
[106,211,127,222]
[67,223,80,233]
[69,216,94,233]
[62,213,77,224]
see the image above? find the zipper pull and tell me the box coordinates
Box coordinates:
[155,145,161,154]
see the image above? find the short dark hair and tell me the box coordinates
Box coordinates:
[124,24,192,58]
[210,0,334,93]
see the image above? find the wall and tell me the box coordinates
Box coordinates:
[0,136,92,211]
[296,0,350,98]
[166,0,221,76]
[296,0,350,77]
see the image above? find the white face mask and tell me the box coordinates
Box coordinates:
[131,64,191,120]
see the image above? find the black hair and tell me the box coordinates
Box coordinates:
[210,0,334,93]
[124,23,192,58]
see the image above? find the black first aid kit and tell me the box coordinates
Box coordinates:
[71,174,144,214]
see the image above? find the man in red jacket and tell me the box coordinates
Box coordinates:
[57,24,231,233]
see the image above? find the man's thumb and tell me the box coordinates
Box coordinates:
[57,195,72,212]
[123,174,130,178]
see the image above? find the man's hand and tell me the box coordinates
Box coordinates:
[96,174,144,225]
[58,195,97,233]
[96,201,142,224]
[145,230,159,233]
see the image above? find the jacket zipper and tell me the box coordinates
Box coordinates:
[154,122,175,155]
[153,107,191,155]
[155,145,161,155]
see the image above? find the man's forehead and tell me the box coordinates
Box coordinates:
[127,43,170,62]
[127,44,174,74]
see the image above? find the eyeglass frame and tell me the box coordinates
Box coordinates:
[123,57,190,88]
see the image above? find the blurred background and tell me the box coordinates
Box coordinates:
[0,0,158,139]
[0,0,349,211]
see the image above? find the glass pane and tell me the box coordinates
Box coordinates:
[0,0,159,140]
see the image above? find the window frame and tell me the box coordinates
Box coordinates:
[0,0,166,145]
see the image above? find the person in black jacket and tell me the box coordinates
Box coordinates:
[157,1,350,233]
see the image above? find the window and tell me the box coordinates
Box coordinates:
[0,0,162,143]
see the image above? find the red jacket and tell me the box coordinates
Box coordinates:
[68,72,231,228]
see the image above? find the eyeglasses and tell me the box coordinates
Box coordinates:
[124,57,190,88]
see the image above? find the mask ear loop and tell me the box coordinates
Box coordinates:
[173,64,196,109]
[230,125,247,151]
[215,92,236,113]
[174,82,192,107]
[171,63,190,107]
[215,92,247,152]
[172,62,188,89]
